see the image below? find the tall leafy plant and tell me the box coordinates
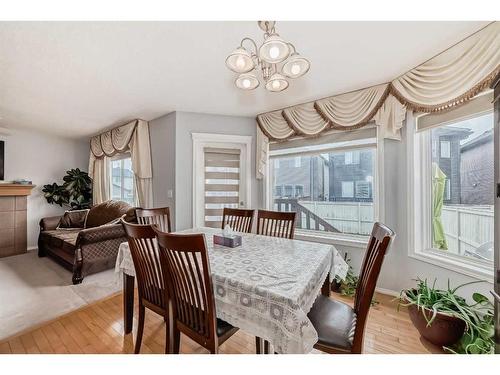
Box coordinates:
[399,278,494,354]
[43,168,92,209]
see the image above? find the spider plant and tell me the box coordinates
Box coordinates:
[399,278,494,354]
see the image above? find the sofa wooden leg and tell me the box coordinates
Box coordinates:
[73,260,83,284]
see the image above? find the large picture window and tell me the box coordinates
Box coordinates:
[270,143,376,237]
[409,92,494,276]
[110,154,135,205]
[430,112,494,263]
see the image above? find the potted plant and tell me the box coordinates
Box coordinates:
[399,279,494,354]
[42,168,92,210]
[333,253,378,305]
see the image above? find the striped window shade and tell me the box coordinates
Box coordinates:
[204,147,241,228]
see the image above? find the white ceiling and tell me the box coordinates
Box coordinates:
[0,21,489,139]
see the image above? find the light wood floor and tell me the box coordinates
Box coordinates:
[0,291,442,354]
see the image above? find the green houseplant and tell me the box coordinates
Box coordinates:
[399,279,494,354]
[334,253,378,305]
[42,168,92,210]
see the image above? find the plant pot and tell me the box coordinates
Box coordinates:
[331,280,342,293]
[407,303,466,347]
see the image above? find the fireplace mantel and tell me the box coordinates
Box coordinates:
[0,184,36,196]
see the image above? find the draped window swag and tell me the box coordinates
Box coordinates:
[256,22,500,179]
[89,119,153,207]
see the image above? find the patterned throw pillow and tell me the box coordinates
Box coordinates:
[57,209,90,229]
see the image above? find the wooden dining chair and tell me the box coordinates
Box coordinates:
[153,229,239,354]
[256,209,296,239]
[307,222,395,354]
[121,220,170,354]
[221,208,254,233]
[136,207,172,233]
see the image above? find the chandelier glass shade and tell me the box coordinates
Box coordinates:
[259,34,290,64]
[265,73,289,92]
[225,21,310,92]
[235,72,260,90]
[225,47,255,73]
[282,53,310,78]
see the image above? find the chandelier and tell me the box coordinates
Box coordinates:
[225,21,311,92]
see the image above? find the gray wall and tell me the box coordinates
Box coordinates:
[0,128,89,248]
[150,111,262,231]
[334,128,492,299]
[149,112,176,226]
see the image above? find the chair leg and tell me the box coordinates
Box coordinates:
[255,337,262,354]
[264,340,270,354]
[164,316,171,354]
[134,304,145,354]
[173,327,180,354]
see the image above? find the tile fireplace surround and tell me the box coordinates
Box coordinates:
[0,184,35,258]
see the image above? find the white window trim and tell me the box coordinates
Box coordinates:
[192,133,252,228]
[407,114,493,282]
[264,136,382,249]
[440,140,451,158]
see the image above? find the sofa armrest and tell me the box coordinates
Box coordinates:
[76,224,126,246]
[39,216,62,231]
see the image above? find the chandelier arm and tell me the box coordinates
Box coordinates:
[240,37,259,56]
[287,43,297,55]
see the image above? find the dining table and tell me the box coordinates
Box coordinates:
[115,227,349,354]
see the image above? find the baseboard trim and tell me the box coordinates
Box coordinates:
[375,287,400,297]
[27,246,37,252]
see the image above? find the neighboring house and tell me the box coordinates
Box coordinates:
[460,129,494,205]
[273,155,329,200]
[432,126,472,204]
[328,150,374,202]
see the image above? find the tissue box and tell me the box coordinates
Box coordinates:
[213,234,242,248]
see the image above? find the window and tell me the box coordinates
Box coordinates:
[440,140,451,158]
[410,100,494,276]
[341,181,354,198]
[294,157,301,168]
[284,184,293,197]
[110,155,135,205]
[295,185,304,198]
[355,181,371,199]
[269,143,376,237]
[344,151,360,165]
[444,179,451,201]
[274,185,283,197]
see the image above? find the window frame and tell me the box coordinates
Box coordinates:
[109,152,136,206]
[407,112,494,282]
[266,137,381,248]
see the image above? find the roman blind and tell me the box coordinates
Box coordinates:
[204,147,241,228]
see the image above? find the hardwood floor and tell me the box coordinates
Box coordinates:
[0,291,442,354]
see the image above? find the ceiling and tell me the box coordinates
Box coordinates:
[0,21,490,139]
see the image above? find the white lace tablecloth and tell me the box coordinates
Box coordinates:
[115,227,348,354]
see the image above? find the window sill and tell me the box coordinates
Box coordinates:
[409,249,494,283]
[294,230,368,249]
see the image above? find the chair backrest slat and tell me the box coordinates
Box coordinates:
[352,222,394,353]
[256,209,296,239]
[221,208,254,233]
[136,207,172,233]
[154,229,218,346]
[122,220,168,310]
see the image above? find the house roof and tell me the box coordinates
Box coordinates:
[460,129,493,152]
